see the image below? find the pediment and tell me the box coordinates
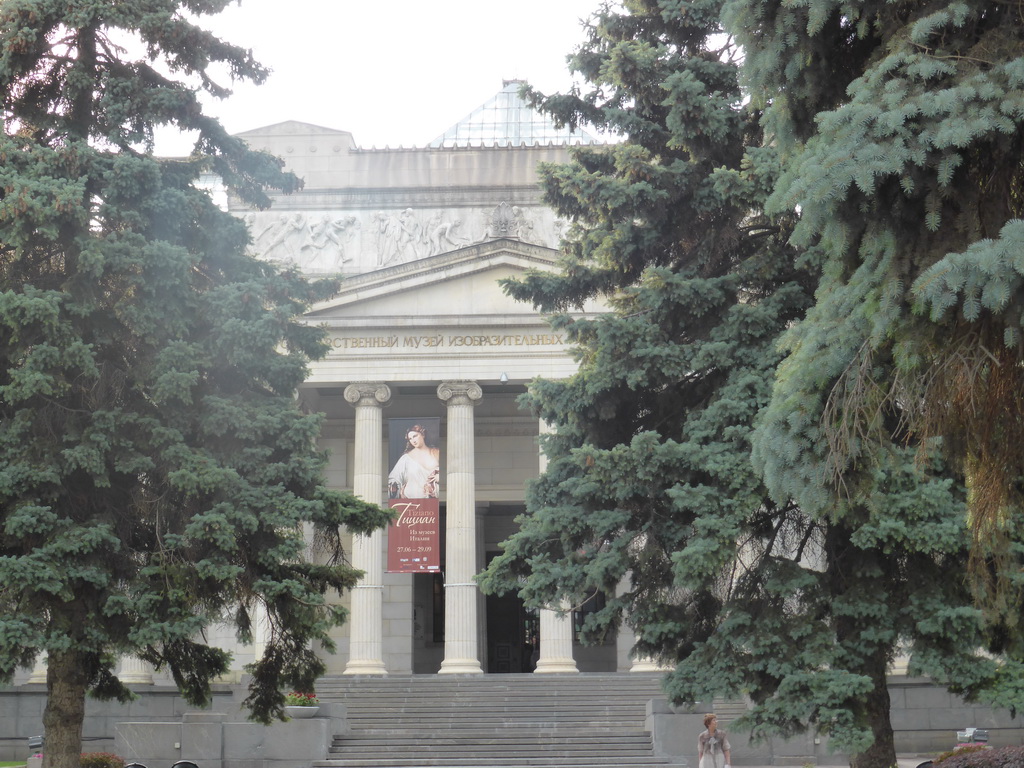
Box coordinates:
[305,239,561,323]
[235,120,353,138]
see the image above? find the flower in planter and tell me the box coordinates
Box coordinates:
[284,691,319,707]
[80,752,125,768]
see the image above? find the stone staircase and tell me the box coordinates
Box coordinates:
[313,673,684,768]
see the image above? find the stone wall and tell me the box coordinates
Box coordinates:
[114,707,344,768]
[891,677,1024,754]
[647,677,1024,766]
[0,685,343,768]
[0,685,235,763]
[4,675,1022,766]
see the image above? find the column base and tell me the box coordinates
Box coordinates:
[119,657,154,685]
[119,673,155,684]
[630,659,673,672]
[343,661,389,675]
[438,659,483,675]
[534,659,579,674]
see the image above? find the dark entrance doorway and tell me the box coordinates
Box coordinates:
[484,552,539,673]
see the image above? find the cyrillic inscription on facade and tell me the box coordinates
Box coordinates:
[329,333,565,351]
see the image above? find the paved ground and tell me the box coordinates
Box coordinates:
[354,766,934,768]
[738,758,935,768]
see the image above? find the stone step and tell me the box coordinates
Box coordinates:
[330,736,660,751]
[319,760,677,768]
[319,679,663,687]
[343,705,646,714]
[345,721,646,728]
[318,680,663,689]
[349,722,645,729]
[347,716,647,724]
[333,736,654,746]
[344,729,647,741]
[349,711,648,720]
[313,673,681,768]
[339,698,655,706]
[331,696,659,700]
[334,696,662,701]
[339,696,655,705]
[326,755,670,765]
[334,746,659,756]
[347,709,648,719]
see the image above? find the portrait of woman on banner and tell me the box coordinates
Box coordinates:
[388,423,440,499]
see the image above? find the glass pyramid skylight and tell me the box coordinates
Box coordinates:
[428,80,598,148]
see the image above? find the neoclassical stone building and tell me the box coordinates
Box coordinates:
[7,84,1021,768]
[229,81,647,677]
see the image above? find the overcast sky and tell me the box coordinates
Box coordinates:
[157,0,604,153]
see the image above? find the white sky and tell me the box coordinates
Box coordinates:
[158,0,604,153]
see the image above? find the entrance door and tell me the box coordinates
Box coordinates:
[484,553,539,673]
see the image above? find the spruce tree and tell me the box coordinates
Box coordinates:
[0,3,390,766]
[734,0,1024,589]
[480,3,1024,768]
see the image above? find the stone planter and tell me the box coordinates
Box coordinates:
[284,705,319,719]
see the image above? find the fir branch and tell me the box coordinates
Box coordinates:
[909,42,998,67]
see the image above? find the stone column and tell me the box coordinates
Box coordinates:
[437,381,484,674]
[534,419,579,674]
[535,607,579,673]
[628,614,672,673]
[630,654,672,672]
[27,655,46,684]
[343,382,391,675]
[119,656,155,685]
[253,601,270,662]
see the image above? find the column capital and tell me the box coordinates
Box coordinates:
[344,382,392,408]
[437,380,483,407]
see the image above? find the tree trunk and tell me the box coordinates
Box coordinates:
[43,648,89,768]
[850,650,897,768]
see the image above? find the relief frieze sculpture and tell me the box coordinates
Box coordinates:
[478,201,540,244]
[372,208,470,266]
[242,203,564,274]
[246,212,359,270]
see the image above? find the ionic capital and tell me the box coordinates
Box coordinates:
[437,380,483,407]
[344,382,392,409]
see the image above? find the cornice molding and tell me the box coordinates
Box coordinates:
[239,187,547,211]
[320,415,537,438]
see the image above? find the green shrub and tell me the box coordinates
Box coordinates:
[935,745,1024,768]
[936,745,990,764]
[79,752,124,768]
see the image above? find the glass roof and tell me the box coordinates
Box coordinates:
[428,80,598,148]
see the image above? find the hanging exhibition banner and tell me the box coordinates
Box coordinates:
[386,417,441,573]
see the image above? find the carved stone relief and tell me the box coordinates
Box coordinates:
[305,214,359,270]
[246,212,359,271]
[240,204,566,274]
[475,201,540,243]
[372,208,426,266]
[425,212,470,256]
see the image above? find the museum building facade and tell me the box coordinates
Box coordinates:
[225,82,651,677]
[8,84,1021,767]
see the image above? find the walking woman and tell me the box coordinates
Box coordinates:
[698,713,731,768]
